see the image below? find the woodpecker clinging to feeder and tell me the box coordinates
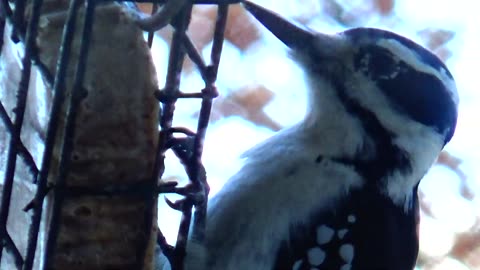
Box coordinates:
[184,1,458,270]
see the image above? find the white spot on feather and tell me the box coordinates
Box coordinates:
[307,247,326,266]
[337,228,348,239]
[292,259,302,270]
[347,215,356,223]
[316,225,335,244]
[339,244,354,263]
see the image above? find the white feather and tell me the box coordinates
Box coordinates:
[198,124,364,269]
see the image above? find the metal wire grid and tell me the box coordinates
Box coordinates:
[0,0,240,269]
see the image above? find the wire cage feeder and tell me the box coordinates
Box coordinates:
[0,0,238,269]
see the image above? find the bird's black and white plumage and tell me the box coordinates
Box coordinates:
[184,2,458,270]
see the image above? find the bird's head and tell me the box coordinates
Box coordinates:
[243,1,459,207]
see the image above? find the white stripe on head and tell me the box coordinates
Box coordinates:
[376,38,458,107]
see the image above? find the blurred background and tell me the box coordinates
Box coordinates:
[137,1,480,269]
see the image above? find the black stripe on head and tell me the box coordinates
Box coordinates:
[343,28,454,80]
[330,79,412,186]
[353,45,458,144]
[299,44,412,184]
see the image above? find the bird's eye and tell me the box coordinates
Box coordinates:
[353,46,402,80]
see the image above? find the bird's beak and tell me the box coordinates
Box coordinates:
[242,1,315,51]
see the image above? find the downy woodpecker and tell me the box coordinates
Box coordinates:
[185,2,459,270]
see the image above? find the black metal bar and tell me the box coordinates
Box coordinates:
[2,2,58,93]
[0,102,39,181]
[150,2,193,270]
[11,0,26,42]
[189,1,228,247]
[0,1,43,183]
[168,6,195,270]
[30,58,55,88]
[23,0,82,268]
[155,89,204,100]
[43,0,95,268]
[0,0,43,264]
[170,126,196,136]
[0,0,12,19]
[0,3,5,52]
[178,92,203,98]
[4,231,24,268]
[154,0,192,165]
[209,4,229,79]
[181,33,208,80]
[172,198,193,269]
[147,3,158,47]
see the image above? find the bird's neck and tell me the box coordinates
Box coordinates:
[301,80,372,160]
[300,79,444,210]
